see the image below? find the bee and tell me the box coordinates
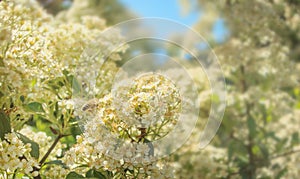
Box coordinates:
[81,99,99,112]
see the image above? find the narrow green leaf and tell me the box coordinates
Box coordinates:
[0,110,11,140]
[30,79,37,87]
[0,56,4,67]
[259,144,269,159]
[66,172,85,179]
[26,102,44,113]
[275,167,287,179]
[44,160,68,168]
[247,116,256,138]
[267,131,280,142]
[71,76,81,95]
[236,155,248,166]
[86,169,106,179]
[292,132,299,146]
[275,138,288,152]
[44,160,64,165]
[228,141,234,160]
[16,132,40,159]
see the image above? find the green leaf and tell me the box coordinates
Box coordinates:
[266,114,272,123]
[228,144,234,160]
[259,144,269,159]
[66,172,85,179]
[31,79,37,87]
[71,76,81,95]
[44,160,68,168]
[173,154,180,162]
[16,132,40,159]
[26,102,44,113]
[44,160,64,165]
[236,155,248,166]
[86,169,106,179]
[0,56,4,67]
[251,145,260,155]
[0,110,11,140]
[275,138,288,152]
[247,116,256,138]
[267,131,280,142]
[46,78,65,91]
[275,167,287,179]
[20,95,25,103]
[292,132,299,146]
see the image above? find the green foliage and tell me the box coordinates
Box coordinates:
[16,132,40,159]
[25,102,45,113]
[44,160,64,166]
[66,172,85,179]
[0,110,11,140]
[86,169,106,179]
[66,170,108,179]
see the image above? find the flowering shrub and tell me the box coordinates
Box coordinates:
[0,0,128,178]
[1,0,300,179]
[0,0,194,178]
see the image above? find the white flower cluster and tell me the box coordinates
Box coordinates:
[64,135,174,178]
[0,0,126,125]
[0,0,128,177]
[65,73,181,178]
[113,73,181,131]
[0,133,39,177]
[42,164,69,179]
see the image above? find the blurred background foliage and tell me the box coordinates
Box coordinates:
[37,0,135,24]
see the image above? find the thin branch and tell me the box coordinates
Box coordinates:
[33,134,65,179]
[270,148,300,160]
[39,134,63,165]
